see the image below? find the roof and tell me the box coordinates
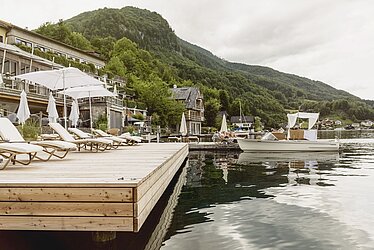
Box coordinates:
[230,116,254,123]
[170,87,202,109]
[0,42,63,68]
[0,19,104,62]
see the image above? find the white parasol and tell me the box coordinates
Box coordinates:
[16,90,30,125]
[46,92,59,123]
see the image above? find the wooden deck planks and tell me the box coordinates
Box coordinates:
[0,187,133,202]
[0,216,134,231]
[0,143,188,232]
[0,202,133,216]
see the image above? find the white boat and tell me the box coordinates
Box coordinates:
[236,138,339,152]
[236,112,340,152]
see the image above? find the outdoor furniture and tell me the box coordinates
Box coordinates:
[0,142,44,170]
[68,128,115,148]
[118,133,142,145]
[0,117,77,165]
[91,129,130,146]
[187,136,200,143]
[49,123,112,152]
[168,136,181,143]
[67,127,114,150]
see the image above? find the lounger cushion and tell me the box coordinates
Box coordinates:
[68,128,91,139]
[0,118,26,142]
[31,141,77,150]
[119,133,142,143]
[92,129,110,137]
[73,138,112,145]
[49,123,76,142]
[0,143,44,153]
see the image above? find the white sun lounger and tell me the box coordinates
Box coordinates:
[49,123,112,151]
[68,128,115,148]
[0,142,44,170]
[0,118,77,169]
[92,129,131,146]
[118,132,142,145]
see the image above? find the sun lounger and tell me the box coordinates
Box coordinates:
[0,118,76,165]
[68,128,115,148]
[118,132,142,145]
[92,129,132,146]
[0,142,44,170]
[49,123,112,151]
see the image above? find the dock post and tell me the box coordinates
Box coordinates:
[91,231,117,242]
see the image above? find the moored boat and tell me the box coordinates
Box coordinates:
[236,112,340,152]
[236,138,339,152]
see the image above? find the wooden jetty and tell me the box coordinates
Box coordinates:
[0,143,188,232]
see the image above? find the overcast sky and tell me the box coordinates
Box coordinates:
[2,0,373,99]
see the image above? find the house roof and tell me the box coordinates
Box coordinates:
[230,116,254,123]
[170,87,202,109]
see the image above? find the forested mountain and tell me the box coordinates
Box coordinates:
[34,6,374,128]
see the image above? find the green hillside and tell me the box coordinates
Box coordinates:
[33,6,374,128]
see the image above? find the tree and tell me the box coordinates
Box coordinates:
[254,116,262,132]
[219,89,230,111]
[132,76,184,127]
[104,56,126,77]
[204,98,220,127]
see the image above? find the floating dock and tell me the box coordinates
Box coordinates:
[0,143,188,232]
[188,142,240,151]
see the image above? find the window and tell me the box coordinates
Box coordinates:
[0,36,3,43]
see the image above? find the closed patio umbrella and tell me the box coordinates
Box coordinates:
[113,84,118,95]
[46,92,59,123]
[0,73,3,87]
[16,90,30,125]
[17,67,104,128]
[179,112,188,136]
[69,99,80,128]
[60,85,116,130]
[220,114,228,133]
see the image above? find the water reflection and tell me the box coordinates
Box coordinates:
[1,141,374,249]
[162,143,374,249]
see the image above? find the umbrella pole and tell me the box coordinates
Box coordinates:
[89,93,93,130]
[63,71,67,129]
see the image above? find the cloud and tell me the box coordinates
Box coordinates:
[2,0,374,99]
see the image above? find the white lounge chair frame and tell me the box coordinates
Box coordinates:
[91,129,129,147]
[49,123,112,152]
[0,142,44,170]
[0,118,76,169]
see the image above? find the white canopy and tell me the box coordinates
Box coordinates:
[59,85,116,129]
[16,67,103,90]
[16,90,30,125]
[47,92,59,123]
[179,112,188,136]
[287,112,319,130]
[16,67,104,128]
[60,85,116,99]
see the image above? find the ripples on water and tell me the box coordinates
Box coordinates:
[162,140,374,250]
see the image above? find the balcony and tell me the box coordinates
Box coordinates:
[185,112,204,122]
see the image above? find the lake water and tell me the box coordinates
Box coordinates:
[1,132,374,249]
[161,140,374,250]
